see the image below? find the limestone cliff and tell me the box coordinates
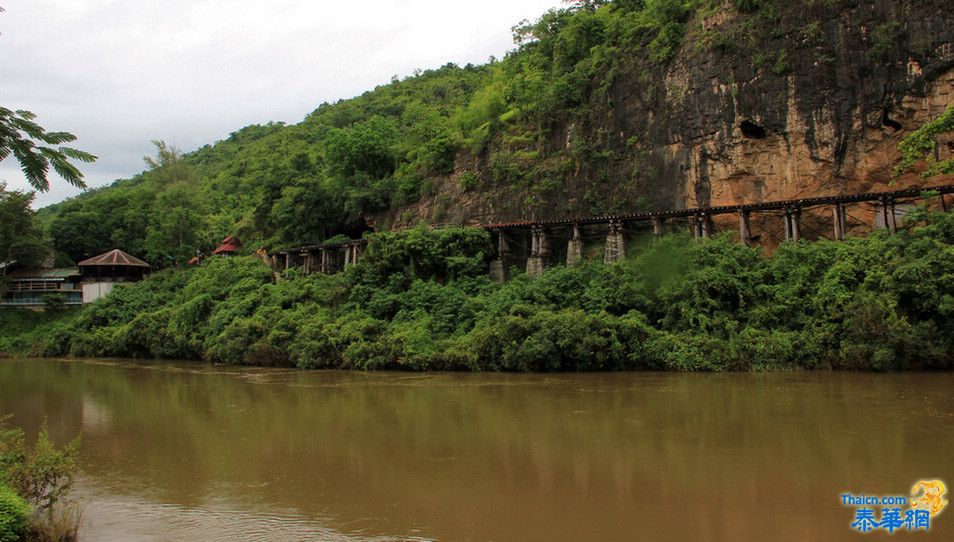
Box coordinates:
[379,0,954,238]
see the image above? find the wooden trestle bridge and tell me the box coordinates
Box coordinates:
[266,184,954,280]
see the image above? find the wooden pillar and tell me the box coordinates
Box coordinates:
[490,230,511,282]
[319,248,327,274]
[498,230,511,259]
[527,226,546,277]
[604,221,625,263]
[879,197,896,234]
[691,216,702,239]
[539,227,551,258]
[833,203,847,240]
[567,224,583,267]
[941,194,949,212]
[791,209,800,241]
[885,197,898,235]
[700,214,711,238]
[783,209,800,242]
[739,210,752,246]
[652,217,664,237]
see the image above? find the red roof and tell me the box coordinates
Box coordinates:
[77,249,150,268]
[213,236,243,255]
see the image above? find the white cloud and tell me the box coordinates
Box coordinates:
[0,0,563,207]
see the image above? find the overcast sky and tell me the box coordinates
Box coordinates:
[0,0,562,207]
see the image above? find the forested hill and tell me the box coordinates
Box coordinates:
[39,0,954,266]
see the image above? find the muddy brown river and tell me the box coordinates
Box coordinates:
[0,358,951,541]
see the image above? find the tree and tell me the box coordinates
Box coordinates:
[144,184,208,266]
[0,183,49,273]
[0,107,96,192]
[141,141,207,265]
[143,140,196,185]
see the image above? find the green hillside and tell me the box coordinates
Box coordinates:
[37,0,748,263]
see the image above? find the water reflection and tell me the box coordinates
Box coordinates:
[0,359,952,541]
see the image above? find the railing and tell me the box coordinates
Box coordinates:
[4,282,76,292]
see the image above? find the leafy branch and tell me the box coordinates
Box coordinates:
[0,107,97,192]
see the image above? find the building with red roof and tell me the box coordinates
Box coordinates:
[212,236,243,256]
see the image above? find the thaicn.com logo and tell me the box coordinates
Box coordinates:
[841,480,947,534]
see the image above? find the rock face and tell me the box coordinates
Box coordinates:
[380,0,954,235]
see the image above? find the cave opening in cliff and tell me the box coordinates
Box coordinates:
[740,120,767,139]
[881,109,902,131]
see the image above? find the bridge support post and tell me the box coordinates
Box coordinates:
[784,209,800,242]
[566,224,583,267]
[604,221,625,263]
[941,194,950,213]
[319,248,328,274]
[833,203,847,240]
[882,197,897,234]
[286,253,298,270]
[739,210,753,246]
[490,230,512,282]
[880,196,898,235]
[526,226,547,277]
[652,217,664,237]
[691,214,711,239]
[345,245,356,267]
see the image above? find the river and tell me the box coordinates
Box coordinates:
[0,358,951,541]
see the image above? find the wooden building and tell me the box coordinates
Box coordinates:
[77,249,150,303]
[1,267,83,307]
[213,236,243,256]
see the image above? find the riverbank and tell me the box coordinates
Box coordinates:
[2,208,953,372]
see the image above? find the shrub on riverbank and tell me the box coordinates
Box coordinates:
[0,418,81,542]
[3,213,954,372]
[0,483,30,542]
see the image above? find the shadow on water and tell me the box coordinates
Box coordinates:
[1,358,952,541]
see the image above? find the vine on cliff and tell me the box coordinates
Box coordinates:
[896,105,954,178]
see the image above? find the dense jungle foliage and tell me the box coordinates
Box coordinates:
[32,0,889,265]
[4,207,954,372]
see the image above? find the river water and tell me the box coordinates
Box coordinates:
[0,358,951,541]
